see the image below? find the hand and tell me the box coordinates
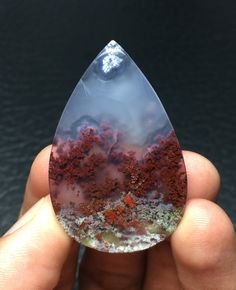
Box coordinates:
[0,146,235,290]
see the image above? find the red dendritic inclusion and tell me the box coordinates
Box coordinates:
[49,120,187,252]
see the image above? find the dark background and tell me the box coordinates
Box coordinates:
[0,0,236,236]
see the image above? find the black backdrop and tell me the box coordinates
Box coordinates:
[0,0,236,236]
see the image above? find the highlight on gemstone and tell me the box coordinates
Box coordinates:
[49,40,187,253]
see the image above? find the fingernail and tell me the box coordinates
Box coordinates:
[3,197,46,237]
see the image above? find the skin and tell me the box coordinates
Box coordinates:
[0,146,235,290]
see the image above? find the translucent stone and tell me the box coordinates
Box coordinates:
[49,40,187,253]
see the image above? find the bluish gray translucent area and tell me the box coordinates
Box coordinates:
[57,40,172,144]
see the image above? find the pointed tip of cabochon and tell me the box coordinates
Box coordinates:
[108,39,119,46]
[103,40,126,60]
[106,40,123,51]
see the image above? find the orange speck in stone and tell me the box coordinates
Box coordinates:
[115,205,125,214]
[136,228,146,235]
[128,220,139,227]
[104,210,117,224]
[80,222,87,230]
[96,233,103,242]
[123,195,135,208]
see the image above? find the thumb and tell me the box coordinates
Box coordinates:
[0,196,72,290]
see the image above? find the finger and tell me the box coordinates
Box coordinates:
[144,242,183,290]
[143,151,221,289]
[20,145,52,216]
[56,240,79,290]
[20,145,79,289]
[172,199,236,290]
[79,249,146,290]
[183,150,220,200]
[0,196,73,290]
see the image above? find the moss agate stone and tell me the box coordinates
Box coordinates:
[49,40,187,253]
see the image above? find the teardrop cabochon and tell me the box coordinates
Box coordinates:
[49,40,187,253]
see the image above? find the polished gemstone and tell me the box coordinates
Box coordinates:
[49,40,187,253]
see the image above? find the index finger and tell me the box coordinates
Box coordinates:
[183,150,220,201]
[20,145,52,216]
